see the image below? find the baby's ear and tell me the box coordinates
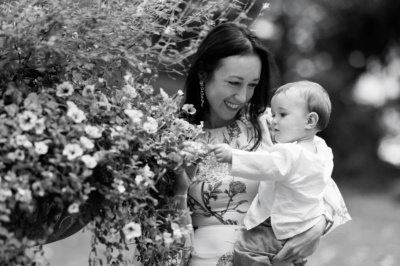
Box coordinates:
[306,112,319,129]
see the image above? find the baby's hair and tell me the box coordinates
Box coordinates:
[273,81,331,131]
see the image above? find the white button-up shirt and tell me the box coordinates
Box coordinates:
[230,136,333,240]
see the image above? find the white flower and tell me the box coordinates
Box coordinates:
[261,3,270,11]
[67,106,86,123]
[18,111,38,131]
[80,136,94,149]
[159,88,169,100]
[32,181,45,197]
[115,180,126,193]
[34,141,48,155]
[10,149,25,161]
[123,222,142,240]
[163,232,174,245]
[171,223,183,239]
[164,26,173,35]
[177,90,184,96]
[124,109,143,123]
[16,188,32,203]
[124,73,134,83]
[142,117,158,134]
[66,101,78,109]
[84,125,102,139]
[82,84,95,97]
[63,143,84,160]
[56,81,74,97]
[14,135,32,148]
[135,174,144,186]
[142,164,155,178]
[122,84,137,98]
[182,104,196,115]
[35,118,46,134]
[81,154,97,168]
[0,188,12,202]
[68,203,80,214]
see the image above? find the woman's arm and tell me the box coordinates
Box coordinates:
[273,214,326,263]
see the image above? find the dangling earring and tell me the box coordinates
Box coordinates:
[200,80,205,107]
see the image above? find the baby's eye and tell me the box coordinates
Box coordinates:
[280,113,287,117]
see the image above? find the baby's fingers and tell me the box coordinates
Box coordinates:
[208,144,216,152]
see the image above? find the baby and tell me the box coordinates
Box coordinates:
[209,81,334,266]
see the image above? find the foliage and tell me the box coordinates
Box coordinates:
[0,0,259,265]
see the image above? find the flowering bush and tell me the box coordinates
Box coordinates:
[0,0,259,265]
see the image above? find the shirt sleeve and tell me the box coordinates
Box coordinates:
[229,144,296,182]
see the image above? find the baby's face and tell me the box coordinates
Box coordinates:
[270,90,310,143]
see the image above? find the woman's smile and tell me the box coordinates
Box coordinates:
[224,100,241,111]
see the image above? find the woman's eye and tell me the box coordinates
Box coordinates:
[248,83,258,89]
[228,81,239,86]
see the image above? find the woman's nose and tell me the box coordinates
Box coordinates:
[234,87,247,103]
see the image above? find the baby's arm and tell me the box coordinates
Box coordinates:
[208,143,233,163]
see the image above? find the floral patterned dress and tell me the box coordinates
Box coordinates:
[187,113,351,266]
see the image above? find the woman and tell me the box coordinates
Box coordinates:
[174,22,351,266]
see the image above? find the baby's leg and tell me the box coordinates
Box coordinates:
[233,219,285,266]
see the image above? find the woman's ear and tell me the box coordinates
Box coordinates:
[306,112,319,130]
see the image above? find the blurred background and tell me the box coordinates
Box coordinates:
[42,0,400,265]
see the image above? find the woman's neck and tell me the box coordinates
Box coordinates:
[204,118,235,129]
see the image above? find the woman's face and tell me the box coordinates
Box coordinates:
[204,54,261,128]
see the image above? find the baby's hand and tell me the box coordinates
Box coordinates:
[208,143,232,164]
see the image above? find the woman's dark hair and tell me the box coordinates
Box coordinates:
[183,22,280,150]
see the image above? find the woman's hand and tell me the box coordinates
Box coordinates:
[273,217,326,263]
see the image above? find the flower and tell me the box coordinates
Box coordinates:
[14,135,32,148]
[67,105,86,123]
[68,203,80,214]
[177,90,184,96]
[171,223,182,240]
[135,174,144,186]
[84,125,102,139]
[143,117,158,134]
[15,188,32,203]
[163,232,174,245]
[123,222,142,240]
[124,109,143,123]
[81,154,97,168]
[122,84,137,98]
[142,164,155,179]
[34,141,48,155]
[80,136,94,149]
[115,179,126,193]
[82,84,95,97]
[4,104,19,117]
[63,144,84,160]
[35,118,46,134]
[18,111,37,131]
[32,181,45,197]
[0,188,12,202]
[56,81,74,97]
[159,88,169,100]
[182,104,196,115]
